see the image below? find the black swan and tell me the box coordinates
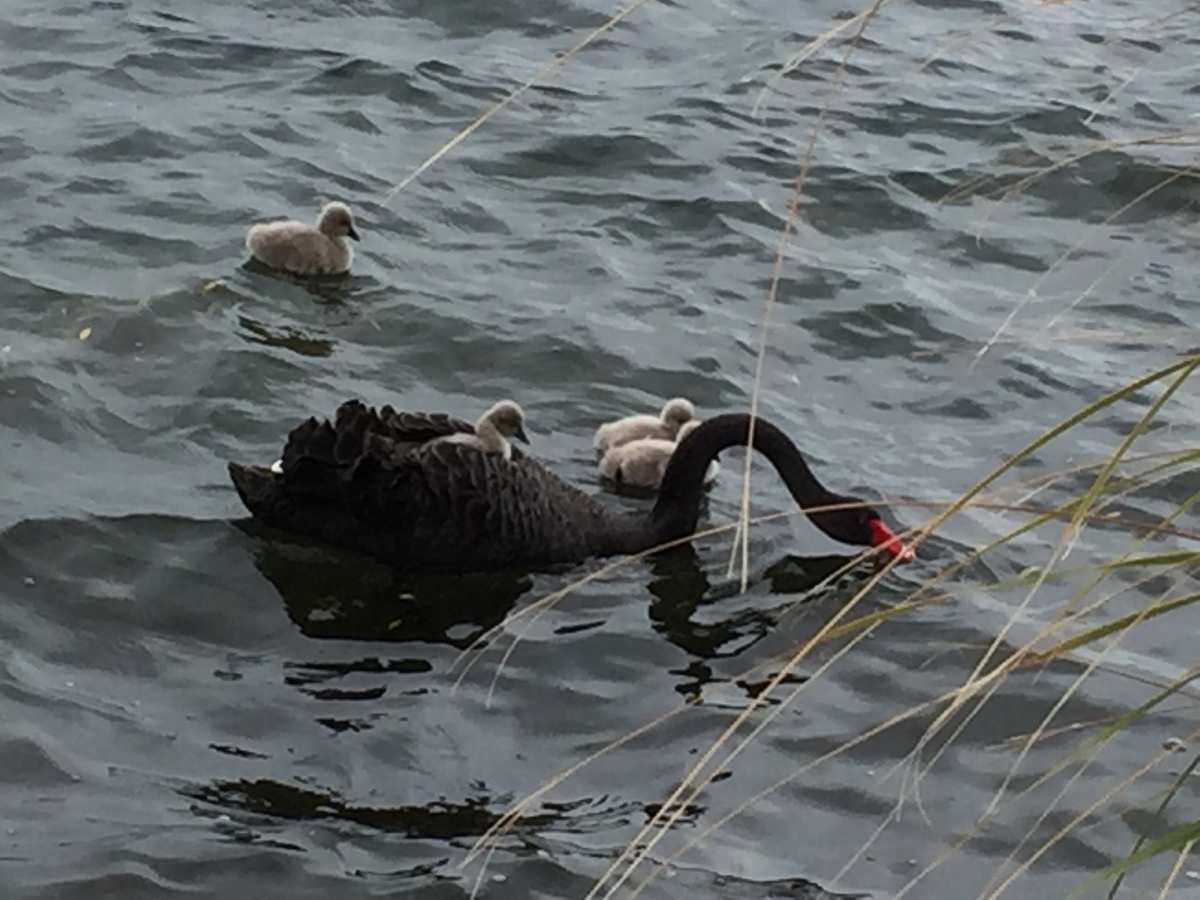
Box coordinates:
[228,400,913,574]
[593,396,695,453]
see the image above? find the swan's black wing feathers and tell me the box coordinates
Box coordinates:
[232,400,616,572]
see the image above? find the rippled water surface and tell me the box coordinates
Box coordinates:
[3,1,1200,897]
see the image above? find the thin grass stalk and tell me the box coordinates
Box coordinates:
[459,501,908,869]
[461,701,698,871]
[972,170,1196,365]
[632,690,955,896]
[890,672,1200,899]
[588,555,902,899]
[452,502,884,693]
[979,729,1200,900]
[1106,754,1200,900]
[988,706,1200,753]
[752,4,890,117]
[463,522,910,875]
[897,356,1200,612]
[905,562,1177,819]
[1154,838,1196,899]
[731,0,889,594]
[461,479,1197,882]
[905,363,1199,802]
[980,483,1200,817]
[941,131,1200,206]
[449,517,766,689]
[1075,820,1200,899]
[608,365,1195,896]
[901,475,1200,857]
[382,0,656,204]
[975,577,1191,898]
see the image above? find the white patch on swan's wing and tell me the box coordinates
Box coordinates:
[270,459,283,475]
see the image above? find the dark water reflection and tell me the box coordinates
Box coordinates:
[243,520,532,648]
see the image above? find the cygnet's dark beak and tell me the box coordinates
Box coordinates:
[347,225,361,241]
[514,425,530,444]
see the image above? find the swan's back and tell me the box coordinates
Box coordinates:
[246,221,352,276]
[229,401,623,572]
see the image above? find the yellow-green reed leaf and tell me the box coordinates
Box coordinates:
[1068,672,1200,766]
[945,356,1197,523]
[1072,818,1200,899]
[1105,754,1200,900]
[1024,592,1200,663]
[1101,551,1200,570]
[1064,360,1200,542]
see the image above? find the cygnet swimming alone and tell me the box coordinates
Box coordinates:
[245,200,360,276]
[592,397,695,455]
[598,419,718,490]
[432,400,529,461]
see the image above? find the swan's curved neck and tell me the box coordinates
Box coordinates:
[649,413,843,543]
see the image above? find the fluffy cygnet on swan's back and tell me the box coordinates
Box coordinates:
[245,200,360,276]
[433,399,529,461]
[592,397,695,454]
[598,419,718,490]
[269,399,528,473]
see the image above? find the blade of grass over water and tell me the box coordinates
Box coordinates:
[970,167,1200,366]
[898,373,1200,887]
[980,730,1200,900]
[381,0,656,204]
[600,356,1199,897]
[1101,754,1200,900]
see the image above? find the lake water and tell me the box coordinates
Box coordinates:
[2,1,1199,897]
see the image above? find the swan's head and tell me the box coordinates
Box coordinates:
[660,397,695,431]
[317,201,360,241]
[482,400,529,444]
[812,498,915,562]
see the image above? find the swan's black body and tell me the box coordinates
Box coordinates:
[228,401,899,573]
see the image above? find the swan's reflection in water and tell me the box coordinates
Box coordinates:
[645,548,865,662]
[241,522,532,650]
[183,776,559,840]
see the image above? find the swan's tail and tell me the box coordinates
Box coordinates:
[228,462,281,519]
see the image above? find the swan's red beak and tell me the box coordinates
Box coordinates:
[868,518,916,563]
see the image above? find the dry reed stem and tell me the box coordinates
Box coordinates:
[940,131,1200,207]
[461,701,697,873]
[382,0,656,204]
[468,497,1194,891]
[1155,840,1196,899]
[751,3,891,118]
[1107,753,1200,899]
[971,167,1197,365]
[460,502,905,875]
[900,592,1200,896]
[902,367,1197,825]
[449,504,874,695]
[639,690,953,892]
[986,704,1199,752]
[587,549,912,899]
[978,731,1199,899]
[976,574,1190,897]
[890,671,1197,899]
[620,360,1198,896]
[732,0,888,607]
